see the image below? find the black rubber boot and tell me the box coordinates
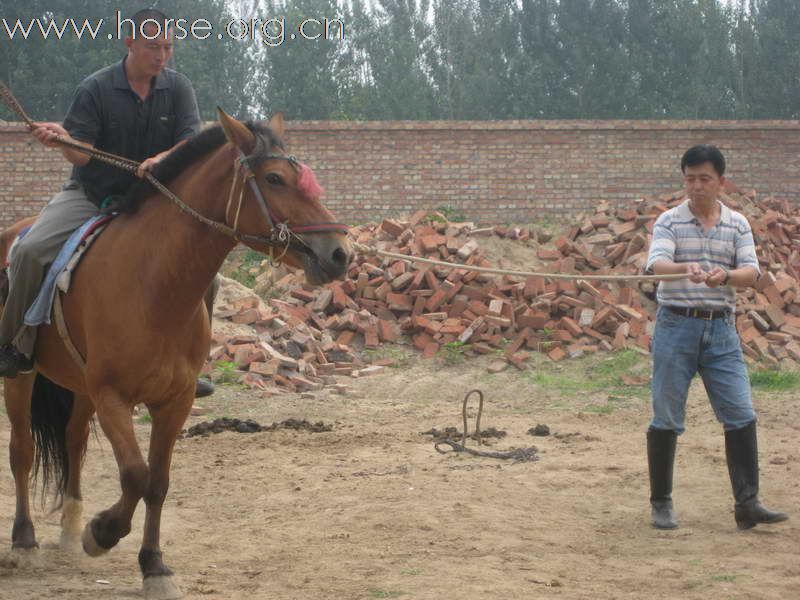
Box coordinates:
[195,377,215,398]
[0,344,33,378]
[195,276,219,400]
[725,420,788,530]
[647,428,678,529]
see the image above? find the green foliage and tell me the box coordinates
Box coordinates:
[591,349,641,381]
[214,360,241,385]
[221,249,263,288]
[749,369,800,391]
[362,345,413,368]
[436,205,467,223]
[438,340,466,365]
[2,0,797,121]
[525,349,651,407]
[370,591,404,599]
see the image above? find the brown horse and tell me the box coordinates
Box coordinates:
[2,110,351,599]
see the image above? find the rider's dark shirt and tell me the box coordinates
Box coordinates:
[62,56,201,206]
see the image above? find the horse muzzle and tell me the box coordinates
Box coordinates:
[301,235,352,285]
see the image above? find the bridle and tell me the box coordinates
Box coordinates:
[221,133,349,261]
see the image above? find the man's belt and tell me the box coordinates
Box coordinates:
[666,306,730,320]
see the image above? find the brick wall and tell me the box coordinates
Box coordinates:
[2,120,799,228]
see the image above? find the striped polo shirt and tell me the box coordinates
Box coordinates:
[646,199,760,310]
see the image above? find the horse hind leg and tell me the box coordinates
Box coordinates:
[60,394,94,553]
[139,395,193,600]
[4,372,38,553]
[81,391,148,558]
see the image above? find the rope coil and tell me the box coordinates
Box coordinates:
[433,389,539,463]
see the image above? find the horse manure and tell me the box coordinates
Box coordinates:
[420,426,506,442]
[479,427,506,439]
[528,424,551,436]
[183,417,332,438]
[276,417,332,433]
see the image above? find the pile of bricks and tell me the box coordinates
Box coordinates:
[545,183,800,366]
[205,286,390,395]
[207,208,654,393]
[208,186,800,392]
[728,194,800,364]
[345,210,653,367]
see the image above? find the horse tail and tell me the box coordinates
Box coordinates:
[30,373,74,507]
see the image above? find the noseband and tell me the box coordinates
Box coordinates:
[225,134,349,256]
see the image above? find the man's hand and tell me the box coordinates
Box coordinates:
[30,122,69,148]
[136,155,162,178]
[686,262,707,284]
[705,266,728,288]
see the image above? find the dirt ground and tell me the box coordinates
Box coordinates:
[0,184,793,599]
[0,351,798,600]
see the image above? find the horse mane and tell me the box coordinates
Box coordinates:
[117,121,284,213]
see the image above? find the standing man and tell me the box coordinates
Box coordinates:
[645,144,788,530]
[0,9,214,397]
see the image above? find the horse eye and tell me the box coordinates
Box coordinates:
[265,173,283,185]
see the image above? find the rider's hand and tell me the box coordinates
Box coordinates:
[30,122,69,148]
[136,155,162,178]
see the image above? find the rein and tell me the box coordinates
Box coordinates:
[0,81,348,257]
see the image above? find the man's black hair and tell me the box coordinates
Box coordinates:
[681,144,725,176]
[128,9,171,37]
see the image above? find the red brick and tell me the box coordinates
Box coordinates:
[386,293,413,311]
[425,288,448,311]
[377,319,399,342]
[380,218,406,238]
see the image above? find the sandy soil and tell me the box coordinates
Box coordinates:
[1,352,797,600]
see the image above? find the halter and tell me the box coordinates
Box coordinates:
[223,134,349,262]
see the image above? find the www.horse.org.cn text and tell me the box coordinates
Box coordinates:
[1,12,347,47]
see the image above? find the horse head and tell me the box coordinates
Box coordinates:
[217,108,352,285]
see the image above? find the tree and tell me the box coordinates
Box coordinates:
[352,0,436,119]
[748,0,800,117]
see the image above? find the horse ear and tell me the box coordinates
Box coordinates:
[217,107,255,152]
[267,112,285,138]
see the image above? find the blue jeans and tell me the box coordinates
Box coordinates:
[650,306,756,434]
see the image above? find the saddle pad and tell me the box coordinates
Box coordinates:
[23,214,114,327]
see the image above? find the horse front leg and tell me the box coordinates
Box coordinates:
[60,394,94,553]
[81,392,148,557]
[4,373,38,553]
[138,393,193,600]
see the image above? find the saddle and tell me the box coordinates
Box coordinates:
[0,215,116,324]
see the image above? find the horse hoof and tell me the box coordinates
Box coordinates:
[81,523,109,557]
[143,574,183,600]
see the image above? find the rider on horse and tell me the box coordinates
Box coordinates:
[0,9,214,395]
